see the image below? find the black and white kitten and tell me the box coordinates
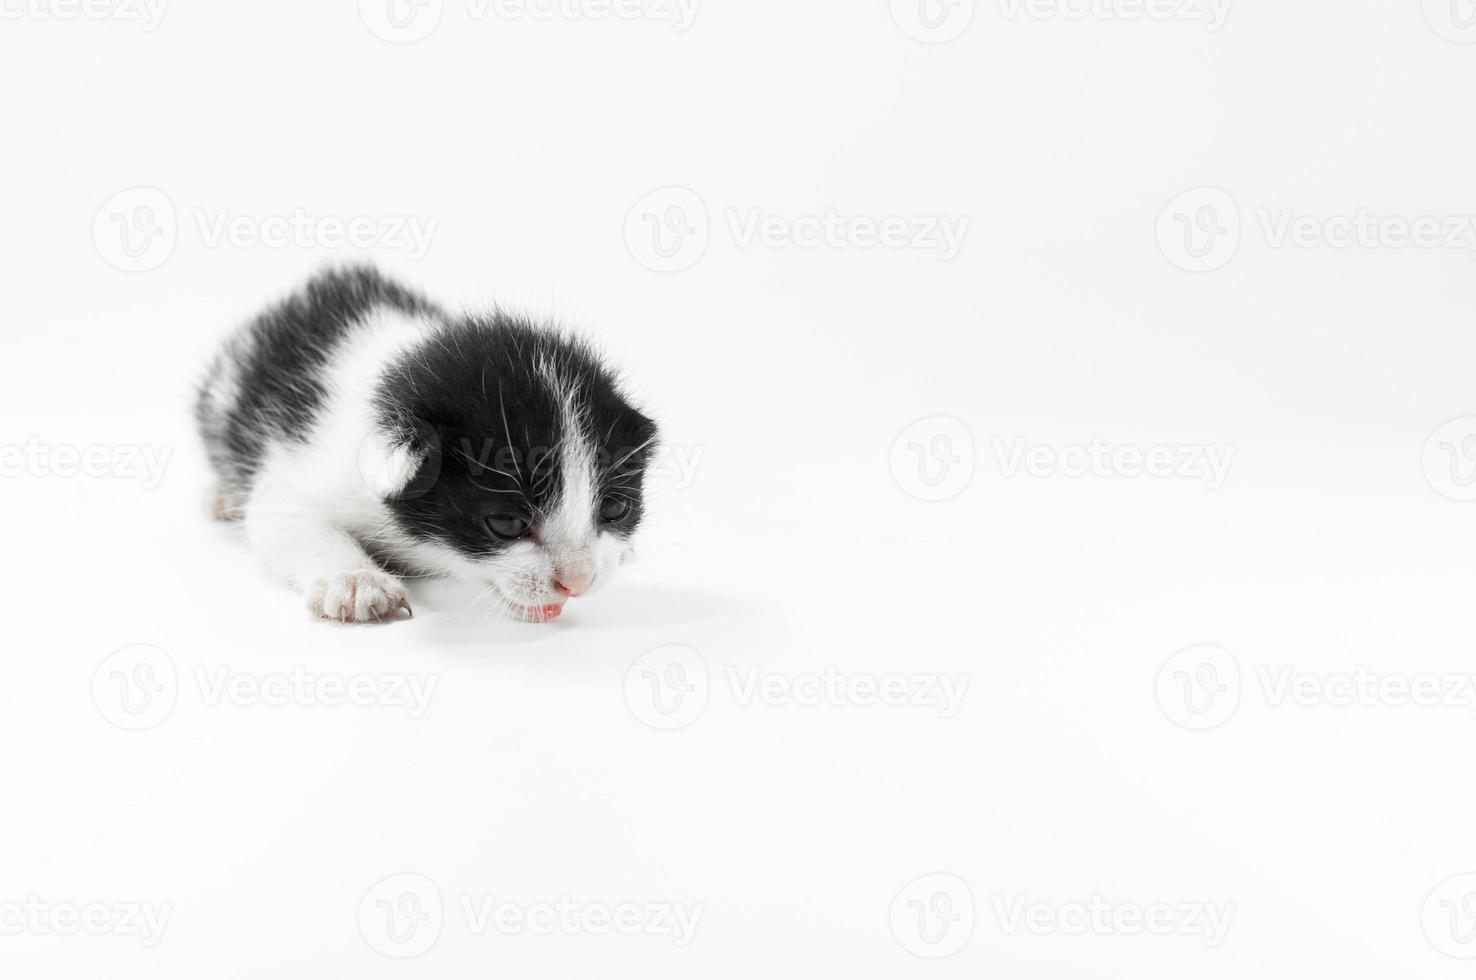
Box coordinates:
[197,266,658,624]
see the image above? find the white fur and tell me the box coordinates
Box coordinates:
[243,308,434,620]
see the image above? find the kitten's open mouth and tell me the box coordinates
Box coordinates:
[514,602,565,623]
[488,585,565,623]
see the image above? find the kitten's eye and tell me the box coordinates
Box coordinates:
[485,514,531,540]
[599,498,631,523]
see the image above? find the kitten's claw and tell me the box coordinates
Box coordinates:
[309,571,412,624]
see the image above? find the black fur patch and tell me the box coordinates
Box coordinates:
[375,314,658,560]
[197,265,441,494]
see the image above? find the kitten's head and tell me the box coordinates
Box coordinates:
[362,316,658,621]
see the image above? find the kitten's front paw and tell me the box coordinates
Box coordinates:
[308,570,412,624]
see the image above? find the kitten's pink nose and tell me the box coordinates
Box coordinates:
[554,568,594,597]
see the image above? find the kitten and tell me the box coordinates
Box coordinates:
[196,266,658,624]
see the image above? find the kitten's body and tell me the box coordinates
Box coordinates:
[197,267,657,623]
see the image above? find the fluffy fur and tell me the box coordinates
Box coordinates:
[197,266,658,623]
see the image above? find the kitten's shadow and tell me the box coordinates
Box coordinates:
[412,578,742,648]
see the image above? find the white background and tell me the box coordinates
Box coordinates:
[4,0,1476,976]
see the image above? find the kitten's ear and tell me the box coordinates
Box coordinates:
[357,419,440,499]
